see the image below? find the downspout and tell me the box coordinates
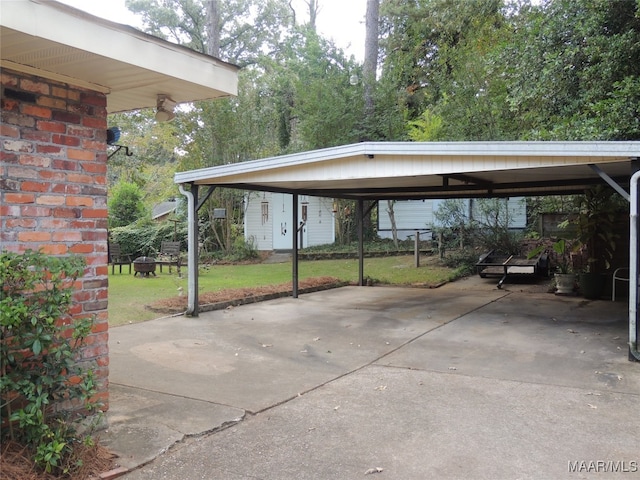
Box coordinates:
[179,183,198,316]
[629,171,640,361]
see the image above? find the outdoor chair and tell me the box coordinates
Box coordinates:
[157,241,182,274]
[108,242,132,274]
[612,267,636,301]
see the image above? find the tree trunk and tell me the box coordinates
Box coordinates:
[307,0,318,30]
[205,0,221,57]
[360,0,380,241]
[363,0,379,119]
[386,200,398,248]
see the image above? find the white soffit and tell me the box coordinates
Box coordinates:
[174,141,640,200]
[0,0,239,113]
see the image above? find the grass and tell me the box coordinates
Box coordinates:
[108,254,462,327]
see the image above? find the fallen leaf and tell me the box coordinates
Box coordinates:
[365,467,384,475]
[587,404,597,409]
[261,343,273,348]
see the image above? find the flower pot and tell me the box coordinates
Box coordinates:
[554,273,576,295]
[579,272,605,300]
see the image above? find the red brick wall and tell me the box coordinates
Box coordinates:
[0,69,109,411]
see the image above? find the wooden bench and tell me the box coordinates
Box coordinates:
[156,241,182,274]
[108,242,132,274]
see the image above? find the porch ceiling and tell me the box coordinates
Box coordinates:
[0,0,238,113]
[174,141,640,200]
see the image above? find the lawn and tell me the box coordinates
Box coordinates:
[108,255,461,326]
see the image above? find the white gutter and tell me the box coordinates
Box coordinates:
[179,184,197,316]
[629,171,640,361]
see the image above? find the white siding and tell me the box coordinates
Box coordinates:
[244,191,273,251]
[469,197,527,228]
[245,192,335,250]
[378,197,526,240]
[302,196,335,248]
[378,200,434,240]
[506,197,527,228]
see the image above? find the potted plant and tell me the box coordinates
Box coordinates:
[528,237,576,294]
[572,187,624,299]
[550,238,576,294]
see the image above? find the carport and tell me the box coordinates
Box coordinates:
[174,140,640,361]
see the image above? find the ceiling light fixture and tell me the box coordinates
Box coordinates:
[156,94,176,122]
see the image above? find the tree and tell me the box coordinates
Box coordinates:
[126,0,293,65]
[501,0,640,140]
[379,0,512,140]
[363,0,379,121]
[108,181,147,228]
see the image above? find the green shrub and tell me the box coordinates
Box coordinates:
[441,247,479,276]
[107,181,147,228]
[229,237,259,262]
[109,220,187,258]
[0,250,99,475]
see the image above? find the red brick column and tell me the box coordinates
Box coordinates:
[1,69,110,411]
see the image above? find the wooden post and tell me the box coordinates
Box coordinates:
[414,231,420,268]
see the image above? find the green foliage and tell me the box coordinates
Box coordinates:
[407,109,443,141]
[109,220,186,258]
[108,181,148,228]
[571,186,626,272]
[439,247,480,276]
[502,0,640,140]
[0,250,98,475]
[228,237,259,262]
[433,198,524,254]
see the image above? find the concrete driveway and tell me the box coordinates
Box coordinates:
[103,276,639,479]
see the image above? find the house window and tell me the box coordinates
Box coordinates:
[261,202,269,224]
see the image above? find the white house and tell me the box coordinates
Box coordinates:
[378,197,527,241]
[244,192,335,251]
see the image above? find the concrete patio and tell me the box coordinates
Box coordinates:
[103,275,639,479]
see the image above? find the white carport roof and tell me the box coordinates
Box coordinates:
[0,0,238,113]
[175,143,640,360]
[174,141,640,200]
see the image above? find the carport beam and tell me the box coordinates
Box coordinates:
[589,164,629,201]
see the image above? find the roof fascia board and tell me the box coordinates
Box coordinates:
[364,141,640,157]
[174,143,368,184]
[3,0,238,96]
[174,141,640,185]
